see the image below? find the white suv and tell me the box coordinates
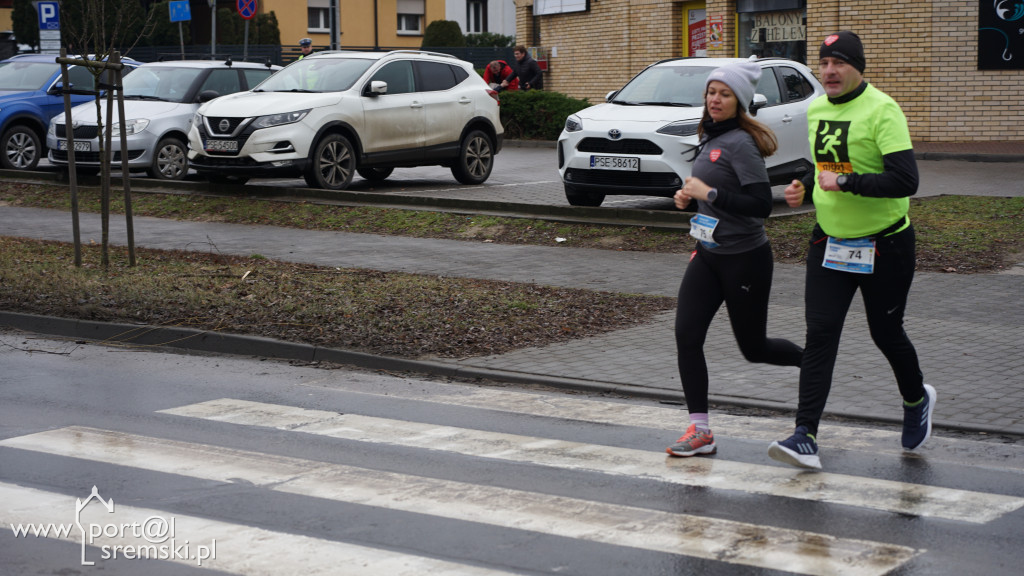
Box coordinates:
[187,50,503,189]
[558,57,824,206]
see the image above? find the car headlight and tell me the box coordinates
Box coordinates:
[564,114,583,132]
[47,121,57,136]
[193,112,203,129]
[657,120,700,137]
[111,119,149,136]
[252,109,310,130]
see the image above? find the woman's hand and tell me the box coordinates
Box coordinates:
[682,176,712,201]
[674,189,693,210]
[784,179,805,207]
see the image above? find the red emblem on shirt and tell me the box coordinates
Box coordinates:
[824,34,839,46]
[709,149,721,162]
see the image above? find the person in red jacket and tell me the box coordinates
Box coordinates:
[483,60,519,91]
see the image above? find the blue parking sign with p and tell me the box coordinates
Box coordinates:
[37,1,60,30]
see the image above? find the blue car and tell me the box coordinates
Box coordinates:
[0,53,140,170]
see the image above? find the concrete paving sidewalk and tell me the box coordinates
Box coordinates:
[1,203,1022,438]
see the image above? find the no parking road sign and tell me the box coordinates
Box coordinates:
[237,0,258,20]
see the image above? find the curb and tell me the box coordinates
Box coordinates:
[2,311,1007,437]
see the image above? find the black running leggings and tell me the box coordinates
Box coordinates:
[796,225,925,436]
[675,242,804,414]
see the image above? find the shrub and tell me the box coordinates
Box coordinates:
[421,20,466,48]
[497,90,590,141]
[465,32,516,48]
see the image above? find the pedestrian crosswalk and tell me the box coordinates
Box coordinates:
[3,382,1023,575]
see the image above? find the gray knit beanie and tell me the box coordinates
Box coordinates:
[705,61,761,111]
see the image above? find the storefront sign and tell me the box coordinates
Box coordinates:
[689,9,707,57]
[979,0,1024,69]
[750,10,804,43]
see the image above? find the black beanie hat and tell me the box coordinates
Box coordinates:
[819,31,865,72]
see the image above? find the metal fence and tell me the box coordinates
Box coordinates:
[121,45,514,69]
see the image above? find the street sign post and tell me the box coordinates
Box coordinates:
[35,1,61,54]
[237,0,258,60]
[169,1,191,60]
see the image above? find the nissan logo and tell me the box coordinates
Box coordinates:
[218,119,231,133]
[608,129,622,140]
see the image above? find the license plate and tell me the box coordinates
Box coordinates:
[590,155,639,171]
[204,139,238,152]
[57,140,90,152]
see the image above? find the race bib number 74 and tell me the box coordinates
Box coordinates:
[823,237,875,274]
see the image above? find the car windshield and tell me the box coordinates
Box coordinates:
[122,67,204,103]
[254,57,373,93]
[0,61,58,91]
[611,65,716,107]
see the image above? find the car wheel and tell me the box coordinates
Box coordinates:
[1,125,42,170]
[147,137,188,180]
[450,129,493,185]
[304,133,355,190]
[357,166,394,181]
[564,183,605,207]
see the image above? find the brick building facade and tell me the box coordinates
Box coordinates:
[515,0,1024,143]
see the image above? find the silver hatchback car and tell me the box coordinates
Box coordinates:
[48,59,279,179]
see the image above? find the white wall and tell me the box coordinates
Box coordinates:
[445,0,517,38]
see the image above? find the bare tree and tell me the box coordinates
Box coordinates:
[57,0,155,267]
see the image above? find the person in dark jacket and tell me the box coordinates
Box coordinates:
[510,45,543,90]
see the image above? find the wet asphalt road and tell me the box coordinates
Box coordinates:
[2,334,1023,575]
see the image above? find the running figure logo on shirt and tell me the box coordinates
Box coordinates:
[813,120,853,174]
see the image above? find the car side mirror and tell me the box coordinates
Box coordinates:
[48,82,65,95]
[366,80,387,97]
[198,89,221,103]
[605,90,617,102]
[749,93,768,115]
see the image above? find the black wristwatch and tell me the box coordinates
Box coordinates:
[706,188,718,203]
[836,174,849,190]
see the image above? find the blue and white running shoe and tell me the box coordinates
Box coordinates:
[902,384,937,451]
[768,425,822,470]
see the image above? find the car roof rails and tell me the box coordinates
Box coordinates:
[384,49,458,60]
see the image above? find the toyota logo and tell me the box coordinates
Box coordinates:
[218,119,231,133]
[608,129,622,140]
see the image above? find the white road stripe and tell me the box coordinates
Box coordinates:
[0,481,514,575]
[1,428,918,576]
[159,398,1024,523]
[303,381,1024,473]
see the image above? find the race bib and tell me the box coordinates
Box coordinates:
[689,214,720,248]
[823,237,875,274]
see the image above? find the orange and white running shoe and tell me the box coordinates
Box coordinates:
[666,424,716,457]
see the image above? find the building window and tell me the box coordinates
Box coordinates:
[397,0,425,35]
[308,8,329,33]
[467,0,487,34]
[738,9,806,62]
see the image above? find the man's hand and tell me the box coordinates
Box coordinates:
[818,170,840,191]
[784,179,805,207]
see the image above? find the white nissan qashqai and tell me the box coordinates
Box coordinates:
[187,50,503,190]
